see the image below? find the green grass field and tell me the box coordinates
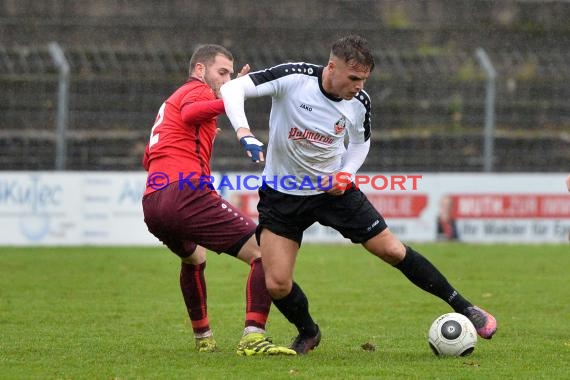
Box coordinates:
[1,243,569,379]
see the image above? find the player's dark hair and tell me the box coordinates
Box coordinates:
[330,35,375,72]
[188,44,234,76]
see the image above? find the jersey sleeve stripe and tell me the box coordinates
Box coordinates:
[249,62,321,86]
[355,90,372,141]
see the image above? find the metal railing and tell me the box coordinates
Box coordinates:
[1,44,569,172]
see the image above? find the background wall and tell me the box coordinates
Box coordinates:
[1,0,569,173]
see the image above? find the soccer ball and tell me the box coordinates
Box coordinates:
[428,313,477,357]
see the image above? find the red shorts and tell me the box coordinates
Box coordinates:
[142,180,256,258]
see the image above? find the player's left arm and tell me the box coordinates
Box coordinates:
[181,99,225,123]
[181,86,225,124]
[321,140,370,196]
[340,139,370,176]
[340,98,372,176]
[322,112,371,196]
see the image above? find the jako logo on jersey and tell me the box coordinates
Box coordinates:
[366,219,380,232]
[288,127,334,145]
[334,116,347,134]
[299,103,312,112]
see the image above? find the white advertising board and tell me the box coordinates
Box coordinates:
[213,172,570,244]
[0,172,157,246]
[0,172,568,245]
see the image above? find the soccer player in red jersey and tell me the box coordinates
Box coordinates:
[141,44,295,356]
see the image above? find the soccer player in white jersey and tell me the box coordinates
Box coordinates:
[221,35,497,354]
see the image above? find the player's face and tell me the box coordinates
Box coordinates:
[204,54,235,98]
[327,58,371,100]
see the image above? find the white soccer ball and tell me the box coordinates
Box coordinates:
[428,312,477,357]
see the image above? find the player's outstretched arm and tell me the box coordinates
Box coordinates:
[237,130,264,163]
[220,74,265,162]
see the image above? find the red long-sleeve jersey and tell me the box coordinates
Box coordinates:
[143,78,225,195]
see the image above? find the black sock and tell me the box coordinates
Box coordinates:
[272,282,318,337]
[394,246,473,313]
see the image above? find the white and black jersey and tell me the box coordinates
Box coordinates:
[222,62,372,195]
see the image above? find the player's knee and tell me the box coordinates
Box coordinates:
[236,236,262,264]
[383,240,406,260]
[181,245,206,265]
[364,233,406,264]
[265,277,291,298]
[236,247,261,265]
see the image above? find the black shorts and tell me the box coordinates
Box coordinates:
[256,184,387,246]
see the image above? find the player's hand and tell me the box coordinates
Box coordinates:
[239,135,265,163]
[319,172,348,196]
[566,174,570,192]
[237,64,250,78]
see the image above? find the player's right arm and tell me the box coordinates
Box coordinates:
[220,75,259,133]
[220,75,270,162]
[221,63,298,134]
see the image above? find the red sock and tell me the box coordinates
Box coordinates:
[180,262,210,335]
[245,258,271,329]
